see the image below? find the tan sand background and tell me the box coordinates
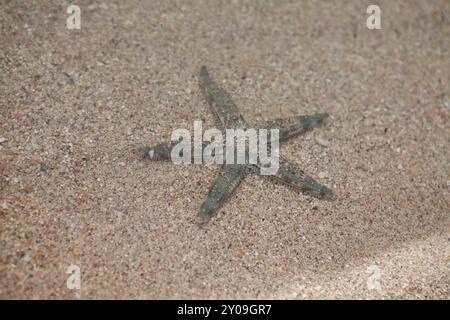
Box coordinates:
[1,0,449,299]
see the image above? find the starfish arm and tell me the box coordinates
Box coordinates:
[138,142,174,161]
[197,164,246,223]
[259,158,333,199]
[139,137,222,162]
[258,113,329,141]
[199,66,246,128]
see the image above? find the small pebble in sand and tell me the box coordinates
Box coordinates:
[0,137,7,144]
[63,72,75,85]
[114,209,124,220]
[315,135,329,147]
[124,20,134,28]
[72,247,81,256]
[318,172,328,179]
[87,4,97,11]
[23,255,31,263]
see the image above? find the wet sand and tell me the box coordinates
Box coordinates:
[0,0,449,299]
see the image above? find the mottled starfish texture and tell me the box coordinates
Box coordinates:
[140,66,333,223]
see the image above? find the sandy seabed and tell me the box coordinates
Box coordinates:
[0,0,449,299]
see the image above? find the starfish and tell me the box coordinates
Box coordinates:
[140,66,333,223]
